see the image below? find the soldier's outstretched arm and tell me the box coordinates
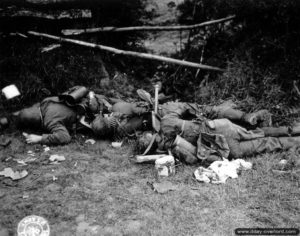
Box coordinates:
[41,124,71,145]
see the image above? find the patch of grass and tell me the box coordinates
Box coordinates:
[244,153,300,227]
[1,134,299,235]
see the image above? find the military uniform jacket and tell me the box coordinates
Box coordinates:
[40,97,77,145]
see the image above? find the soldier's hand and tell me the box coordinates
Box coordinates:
[23,132,42,144]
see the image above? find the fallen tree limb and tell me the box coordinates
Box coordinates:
[9,32,28,38]
[27,31,225,72]
[0,8,91,19]
[62,15,235,36]
[41,43,61,53]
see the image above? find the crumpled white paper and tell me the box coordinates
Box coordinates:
[0,168,28,180]
[85,139,96,145]
[111,141,122,148]
[194,159,252,184]
[49,155,66,162]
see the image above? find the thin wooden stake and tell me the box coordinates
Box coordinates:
[61,15,235,35]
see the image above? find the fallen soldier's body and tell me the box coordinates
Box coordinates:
[91,100,271,139]
[17,96,77,145]
[91,102,152,140]
[137,102,300,164]
[17,86,113,145]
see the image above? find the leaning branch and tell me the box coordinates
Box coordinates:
[62,15,235,36]
[27,31,225,72]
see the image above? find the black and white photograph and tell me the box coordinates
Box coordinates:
[0,0,299,235]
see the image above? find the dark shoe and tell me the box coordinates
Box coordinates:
[243,109,272,126]
[291,122,300,136]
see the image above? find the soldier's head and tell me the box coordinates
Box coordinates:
[91,115,117,137]
[17,103,42,130]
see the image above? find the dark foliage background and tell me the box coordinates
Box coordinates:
[1,0,300,125]
[157,0,300,125]
[0,0,152,112]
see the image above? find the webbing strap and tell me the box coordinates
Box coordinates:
[141,133,158,156]
[179,120,185,136]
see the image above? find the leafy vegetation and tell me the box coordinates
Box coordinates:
[0,0,148,111]
[158,0,300,124]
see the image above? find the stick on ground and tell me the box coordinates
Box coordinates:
[27,31,225,72]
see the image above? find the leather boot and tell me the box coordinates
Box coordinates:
[243,109,272,126]
[279,136,300,150]
[261,126,289,137]
[172,146,198,164]
[290,123,300,136]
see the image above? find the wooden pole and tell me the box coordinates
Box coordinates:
[61,15,235,36]
[154,84,159,114]
[27,31,225,72]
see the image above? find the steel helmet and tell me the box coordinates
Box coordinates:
[91,115,118,137]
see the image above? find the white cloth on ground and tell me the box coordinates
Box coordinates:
[194,159,252,184]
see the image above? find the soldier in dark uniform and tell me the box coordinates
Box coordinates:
[17,86,113,145]
[91,101,151,140]
[18,97,78,145]
[91,100,272,139]
[137,102,300,164]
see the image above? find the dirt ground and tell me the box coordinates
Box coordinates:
[0,132,299,235]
